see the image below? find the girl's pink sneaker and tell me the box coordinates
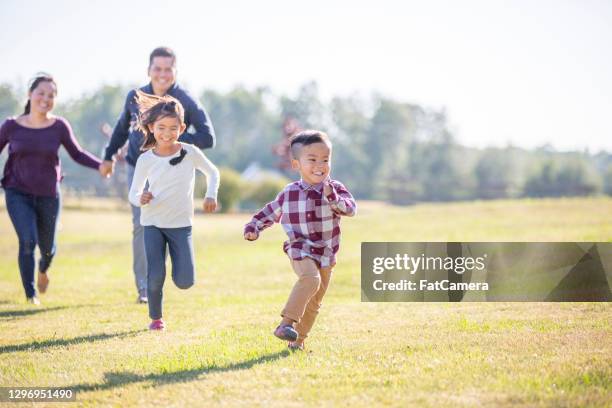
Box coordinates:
[149,319,165,331]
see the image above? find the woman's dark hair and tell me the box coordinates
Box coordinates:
[24,73,56,115]
[135,90,185,151]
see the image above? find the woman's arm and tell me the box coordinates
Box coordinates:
[59,118,102,169]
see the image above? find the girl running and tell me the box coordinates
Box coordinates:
[128,91,220,330]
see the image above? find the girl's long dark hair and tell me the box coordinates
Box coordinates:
[135,90,185,151]
[24,73,56,115]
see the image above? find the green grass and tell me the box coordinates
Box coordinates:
[0,197,611,407]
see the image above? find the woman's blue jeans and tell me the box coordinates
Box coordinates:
[4,188,60,298]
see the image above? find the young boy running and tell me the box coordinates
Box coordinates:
[244,130,356,350]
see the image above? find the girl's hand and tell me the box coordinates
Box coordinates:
[203,198,217,213]
[140,192,154,205]
[244,231,258,241]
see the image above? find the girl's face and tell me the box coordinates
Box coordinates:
[148,116,186,149]
[29,81,56,115]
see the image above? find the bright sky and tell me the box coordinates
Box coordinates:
[1,0,611,152]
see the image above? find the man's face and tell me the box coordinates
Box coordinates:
[291,142,332,185]
[148,56,176,94]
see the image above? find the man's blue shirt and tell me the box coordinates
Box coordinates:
[103,82,215,166]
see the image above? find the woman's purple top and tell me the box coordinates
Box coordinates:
[0,117,102,197]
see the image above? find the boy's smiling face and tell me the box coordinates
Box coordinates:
[291,142,332,185]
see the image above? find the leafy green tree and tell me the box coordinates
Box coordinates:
[1,79,607,204]
[245,176,290,208]
[0,83,21,119]
[216,167,244,213]
[605,165,612,196]
[524,157,601,197]
[279,81,327,130]
[365,98,415,199]
[55,85,132,196]
[406,108,474,202]
[202,86,280,171]
[475,148,522,199]
[329,95,371,198]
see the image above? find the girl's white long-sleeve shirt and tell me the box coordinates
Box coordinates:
[128,143,220,228]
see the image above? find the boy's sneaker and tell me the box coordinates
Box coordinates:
[149,319,165,331]
[27,296,41,305]
[288,341,304,351]
[274,324,298,341]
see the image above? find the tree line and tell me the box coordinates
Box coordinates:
[1,81,611,204]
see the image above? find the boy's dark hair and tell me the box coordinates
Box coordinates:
[149,46,176,68]
[24,73,56,115]
[134,90,185,151]
[289,130,332,158]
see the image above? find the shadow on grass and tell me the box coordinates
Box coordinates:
[0,330,144,354]
[0,306,70,319]
[0,303,103,321]
[71,350,290,393]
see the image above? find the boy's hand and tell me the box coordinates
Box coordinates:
[244,231,259,241]
[140,192,154,205]
[323,180,333,197]
[203,198,217,213]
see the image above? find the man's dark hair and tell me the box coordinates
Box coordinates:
[149,46,176,68]
[289,130,332,158]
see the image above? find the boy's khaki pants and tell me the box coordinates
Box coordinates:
[281,258,333,342]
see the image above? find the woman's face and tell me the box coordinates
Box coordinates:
[29,81,57,115]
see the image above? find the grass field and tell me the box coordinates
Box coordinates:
[0,197,611,407]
